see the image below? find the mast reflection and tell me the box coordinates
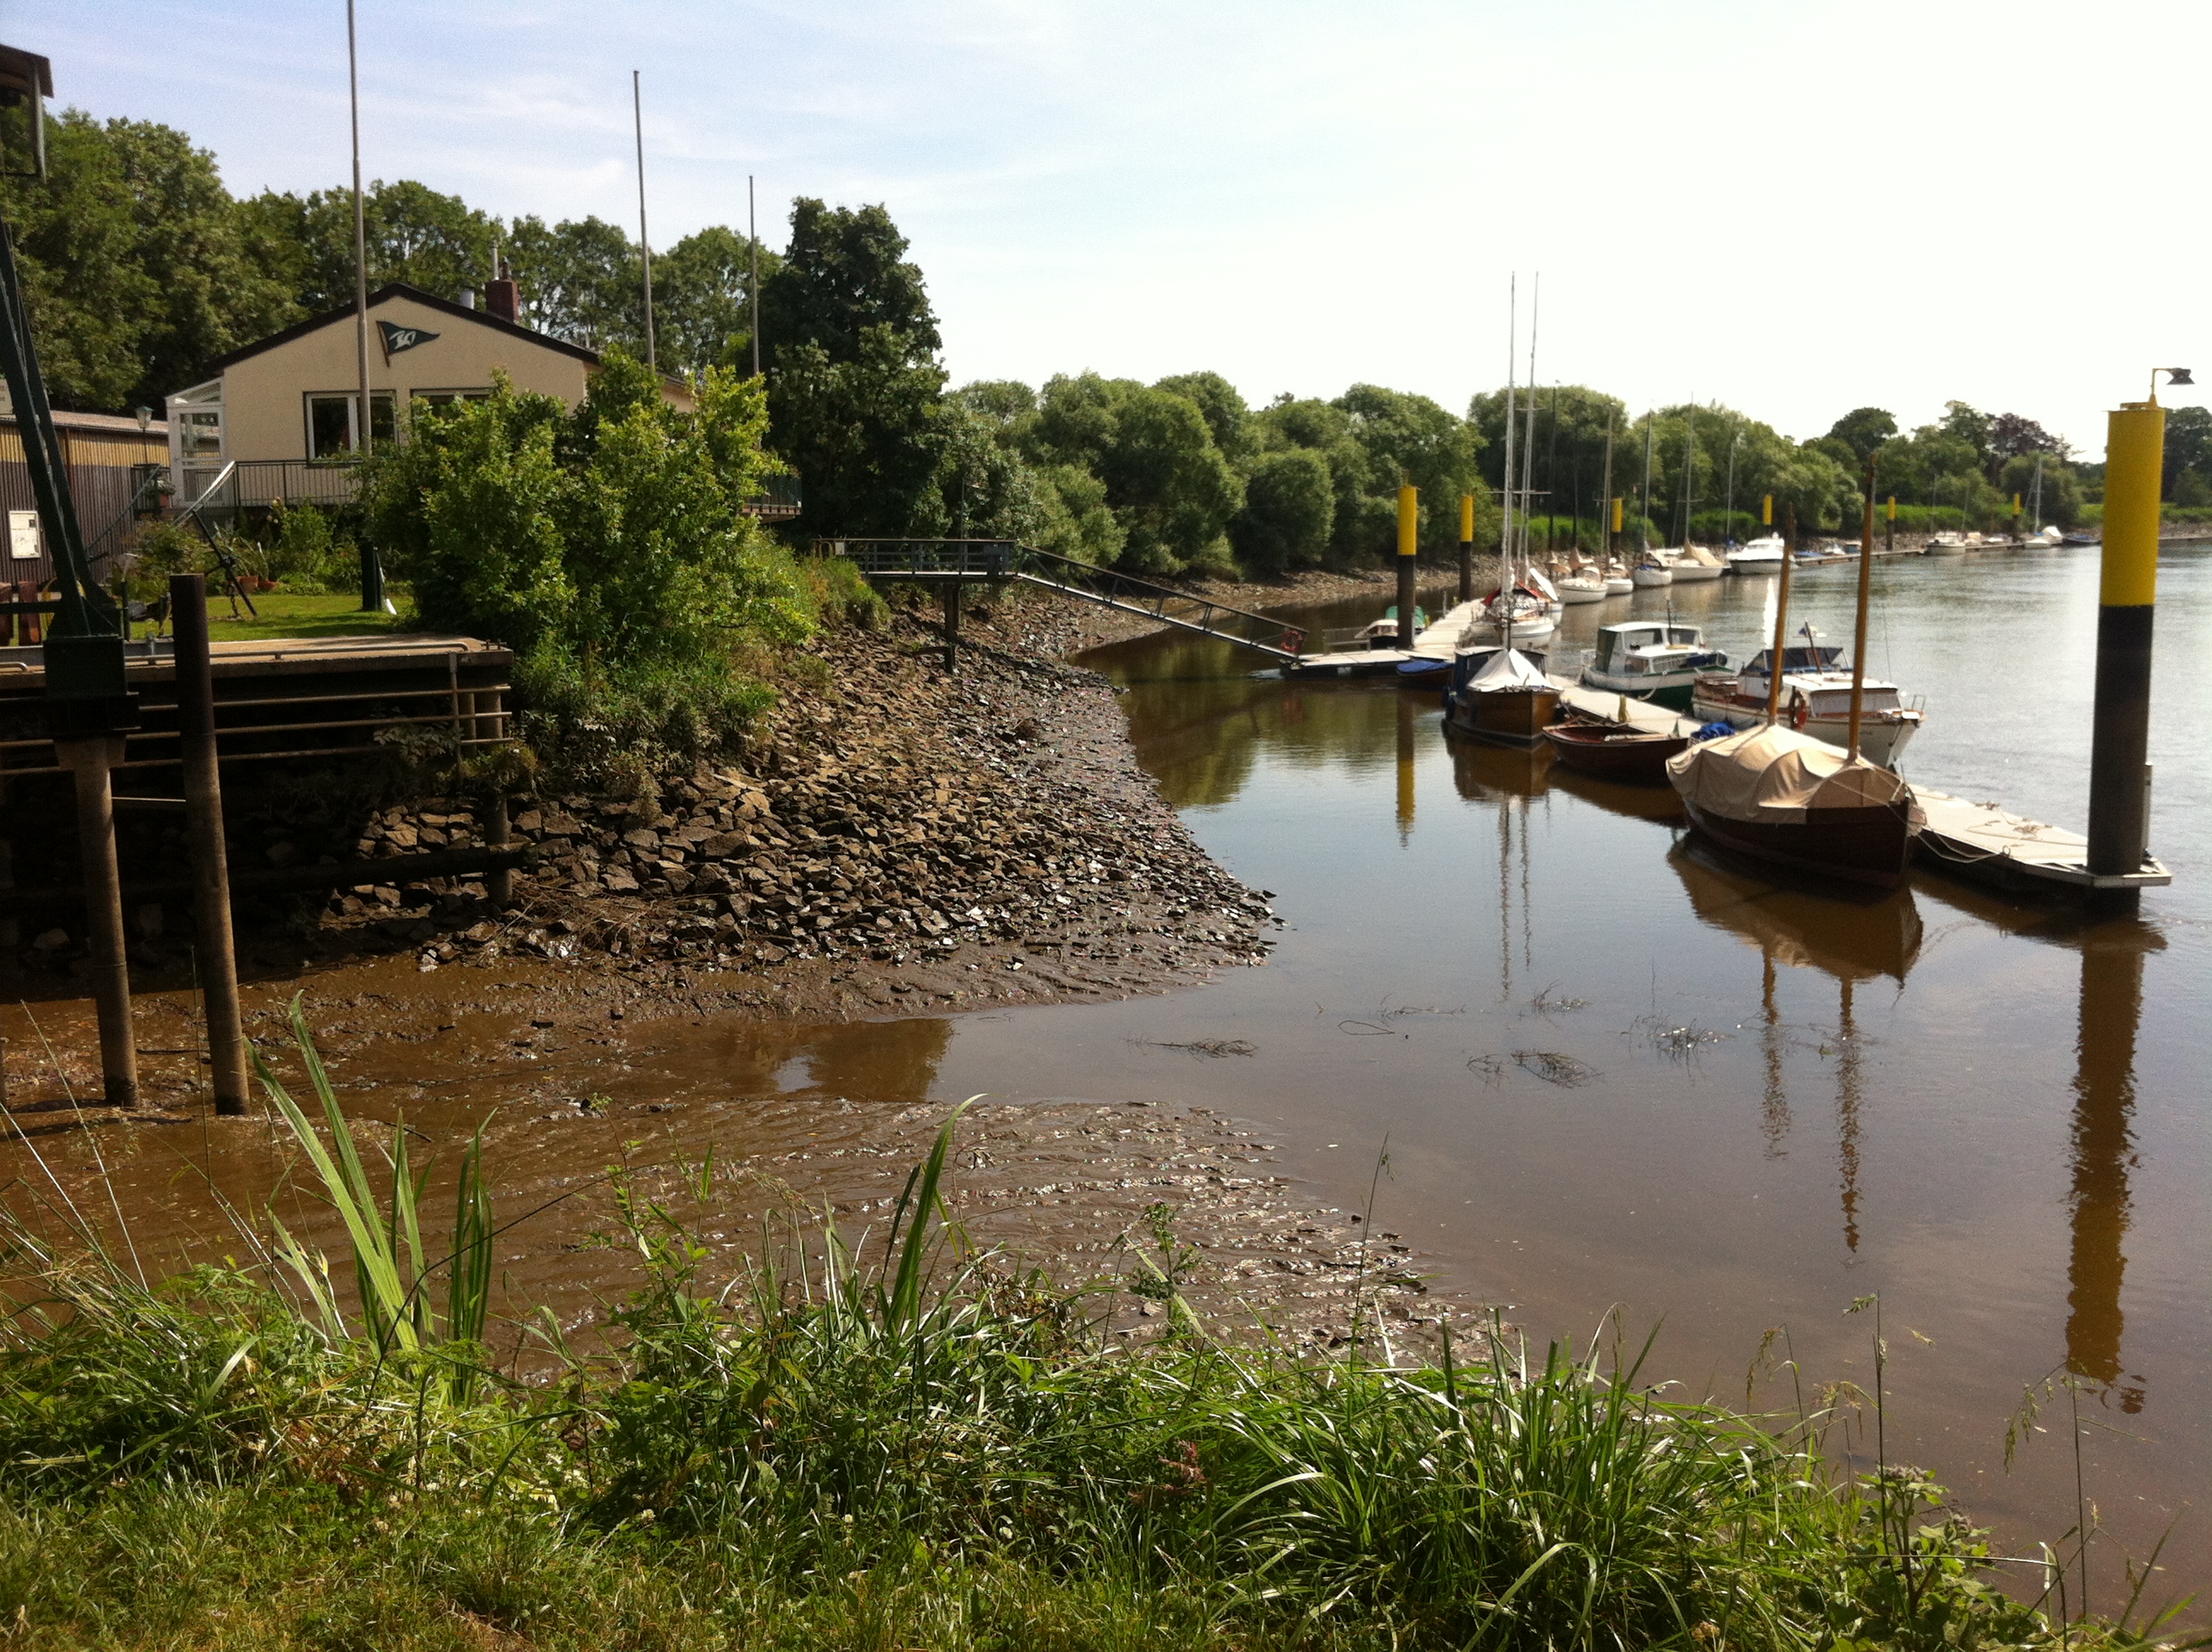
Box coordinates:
[1670,841,1921,1246]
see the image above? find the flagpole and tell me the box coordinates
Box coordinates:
[748,173,760,377]
[633,69,655,371]
[347,0,384,610]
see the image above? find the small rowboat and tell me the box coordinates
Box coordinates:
[1540,717,1691,785]
[1395,654,1452,688]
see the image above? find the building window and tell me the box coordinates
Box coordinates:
[306,392,397,459]
[411,388,492,410]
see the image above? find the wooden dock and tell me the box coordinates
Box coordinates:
[0,632,514,779]
[1912,788,2171,895]
[1287,600,1482,677]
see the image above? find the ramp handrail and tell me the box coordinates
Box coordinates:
[822,538,1307,662]
[1007,544,1304,661]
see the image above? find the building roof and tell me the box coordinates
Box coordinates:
[203,282,606,375]
[0,407,168,436]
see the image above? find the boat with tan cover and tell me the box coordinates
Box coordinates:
[1665,722,1922,887]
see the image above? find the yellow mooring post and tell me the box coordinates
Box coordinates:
[1396,484,1418,649]
[2087,395,2165,910]
[1886,494,1896,556]
[1761,493,1773,528]
[1458,492,1476,604]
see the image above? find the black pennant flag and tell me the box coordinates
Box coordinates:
[377,320,439,358]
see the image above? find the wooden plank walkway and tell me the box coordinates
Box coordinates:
[1912,788,2171,893]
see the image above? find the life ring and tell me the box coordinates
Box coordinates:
[1790,695,1809,731]
[1281,627,1304,655]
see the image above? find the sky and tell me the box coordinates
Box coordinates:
[17,0,2210,452]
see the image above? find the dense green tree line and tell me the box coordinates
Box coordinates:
[14,98,2202,575]
[0,106,774,410]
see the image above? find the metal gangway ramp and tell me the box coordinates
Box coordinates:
[824,538,1306,664]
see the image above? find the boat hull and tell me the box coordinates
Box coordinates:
[1630,568,1674,587]
[1691,699,1918,767]
[1558,583,1608,604]
[1667,561,1725,582]
[1585,668,1698,712]
[1680,799,1918,889]
[1541,721,1688,784]
[1726,556,1783,575]
[1447,686,1560,745]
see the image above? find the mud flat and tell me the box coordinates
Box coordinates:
[2,579,1476,1347]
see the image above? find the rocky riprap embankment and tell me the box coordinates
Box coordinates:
[320,604,1279,1009]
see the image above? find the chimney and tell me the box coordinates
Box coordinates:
[486,274,519,324]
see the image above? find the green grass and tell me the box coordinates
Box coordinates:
[0,1017,2195,1651]
[197,590,405,643]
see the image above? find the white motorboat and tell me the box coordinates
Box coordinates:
[1924,532,1973,556]
[1727,534,1785,574]
[1689,633,1925,769]
[1580,620,1729,712]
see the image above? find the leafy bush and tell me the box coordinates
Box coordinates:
[361,350,817,781]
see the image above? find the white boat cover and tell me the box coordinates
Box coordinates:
[1470,648,1551,691]
[1666,723,1912,825]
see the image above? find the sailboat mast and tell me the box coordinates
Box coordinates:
[1519,277,1540,572]
[1764,501,1797,725]
[1600,414,1615,563]
[2031,451,2045,532]
[1846,457,1877,760]
[1679,413,1695,545]
[1499,278,1516,596]
[1639,416,1654,554]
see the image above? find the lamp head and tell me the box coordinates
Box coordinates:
[2151,366,2195,402]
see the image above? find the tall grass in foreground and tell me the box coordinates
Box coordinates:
[0,1018,2197,1650]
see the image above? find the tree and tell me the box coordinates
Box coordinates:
[656,225,779,378]
[1989,411,2070,463]
[1155,371,1252,464]
[760,199,939,371]
[1025,373,1241,574]
[0,109,295,410]
[1998,451,2082,528]
[239,177,498,315]
[506,214,644,351]
[2159,404,2212,502]
[1825,407,1897,464]
[1232,449,1335,573]
[768,329,950,537]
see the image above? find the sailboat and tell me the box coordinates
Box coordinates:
[1628,417,1672,585]
[1654,420,1725,580]
[1473,287,1557,643]
[1667,469,1923,887]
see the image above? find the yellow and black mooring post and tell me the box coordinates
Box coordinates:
[1396,485,1418,649]
[1457,492,1475,604]
[2087,388,2170,910]
[1886,495,1896,556]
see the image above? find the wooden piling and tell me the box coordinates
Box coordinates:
[940,584,962,672]
[171,573,247,1114]
[54,735,137,1107]
[487,792,513,910]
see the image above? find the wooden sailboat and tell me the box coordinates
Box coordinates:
[1666,461,1921,887]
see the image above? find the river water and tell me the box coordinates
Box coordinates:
[921,544,2211,1601]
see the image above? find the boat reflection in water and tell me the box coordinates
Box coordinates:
[1446,730,1554,803]
[1669,839,1919,1239]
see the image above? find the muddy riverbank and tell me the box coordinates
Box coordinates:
[1,563,1473,1350]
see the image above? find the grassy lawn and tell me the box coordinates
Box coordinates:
[195,590,406,643]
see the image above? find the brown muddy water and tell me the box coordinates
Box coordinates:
[5,544,2209,1606]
